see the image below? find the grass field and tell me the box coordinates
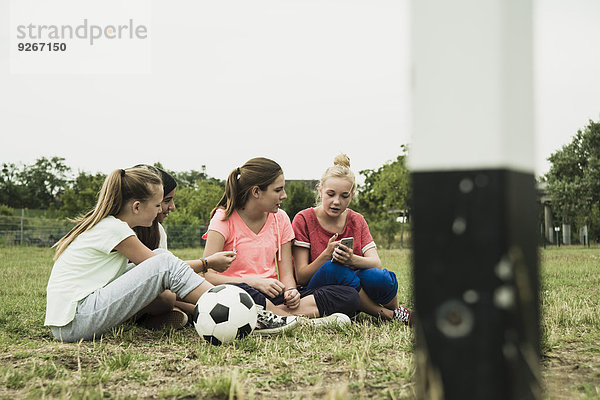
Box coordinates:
[0,246,599,399]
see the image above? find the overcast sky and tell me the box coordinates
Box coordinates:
[1,0,599,182]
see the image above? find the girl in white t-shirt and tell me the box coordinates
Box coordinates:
[45,167,221,342]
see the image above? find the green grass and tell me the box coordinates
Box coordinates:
[0,246,599,399]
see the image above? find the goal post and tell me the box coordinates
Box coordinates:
[409,1,541,399]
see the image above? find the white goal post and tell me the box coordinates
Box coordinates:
[409,1,541,399]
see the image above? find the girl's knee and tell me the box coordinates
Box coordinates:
[356,268,398,305]
[155,251,179,266]
[342,287,361,314]
[358,268,397,288]
[152,248,171,256]
[309,261,360,290]
[314,285,360,317]
[140,252,187,277]
[139,252,174,270]
[322,260,348,273]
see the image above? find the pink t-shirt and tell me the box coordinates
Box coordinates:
[206,208,295,279]
[292,208,376,262]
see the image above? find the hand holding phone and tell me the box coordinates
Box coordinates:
[333,237,354,265]
[339,237,354,249]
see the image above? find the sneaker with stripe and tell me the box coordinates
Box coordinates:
[393,306,415,327]
[254,305,299,335]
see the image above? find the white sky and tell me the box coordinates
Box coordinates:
[1,0,599,182]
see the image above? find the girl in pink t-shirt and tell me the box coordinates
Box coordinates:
[292,154,414,326]
[203,157,360,322]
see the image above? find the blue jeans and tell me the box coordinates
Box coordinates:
[306,260,398,305]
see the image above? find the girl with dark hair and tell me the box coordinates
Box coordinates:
[132,166,236,330]
[133,166,178,250]
[203,157,360,331]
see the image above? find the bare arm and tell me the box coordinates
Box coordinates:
[185,259,205,273]
[114,235,157,265]
[293,234,340,286]
[277,241,300,308]
[277,241,296,290]
[202,230,236,283]
[185,252,236,274]
[202,229,227,258]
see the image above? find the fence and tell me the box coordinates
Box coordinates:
[0,213,72,247]
[162,225,207,248]
[0,215,206,248]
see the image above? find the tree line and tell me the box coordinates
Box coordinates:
[544,119,600,244]
[4,121,596,249]
[0,150,411,248]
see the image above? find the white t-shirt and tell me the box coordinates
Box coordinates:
[158,222,168,250]
[45,216,135,327]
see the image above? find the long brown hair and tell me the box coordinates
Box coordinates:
[53,167,162,260]
[210,157,283,220]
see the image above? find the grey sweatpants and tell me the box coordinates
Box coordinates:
[49,249,204,342]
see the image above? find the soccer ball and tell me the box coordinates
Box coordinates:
[192,284,258,345]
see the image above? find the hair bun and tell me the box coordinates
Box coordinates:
[333,154,351,168]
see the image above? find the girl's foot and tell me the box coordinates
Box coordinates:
[393,306,415,327]
[306,312,351,328]
[254,306,299,335]
[140,308,188,330]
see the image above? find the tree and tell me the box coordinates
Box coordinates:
[0,204,13,216]
[167,165,221,189]
[162,179,225,247]
[282,181,317,221]
[18,157,71,209]
[545,119,600,240]
[355,146,411,248]
[60,171,107,217]
[0,163,26,208]
[167,180,225,226]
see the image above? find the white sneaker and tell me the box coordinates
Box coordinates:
[254,306,299,335]
[307,312,351,328]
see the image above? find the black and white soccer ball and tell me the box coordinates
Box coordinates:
[192,284,257,345]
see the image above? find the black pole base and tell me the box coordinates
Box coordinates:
[411,169,540,400]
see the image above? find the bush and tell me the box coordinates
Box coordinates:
[0,204,14,216]
[163,210,204,248]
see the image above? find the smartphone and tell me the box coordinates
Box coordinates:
[339,237,354,249]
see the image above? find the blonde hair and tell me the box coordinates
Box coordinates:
[211,157,283,220]
[53,167,162,260]
[319,154,357,194]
